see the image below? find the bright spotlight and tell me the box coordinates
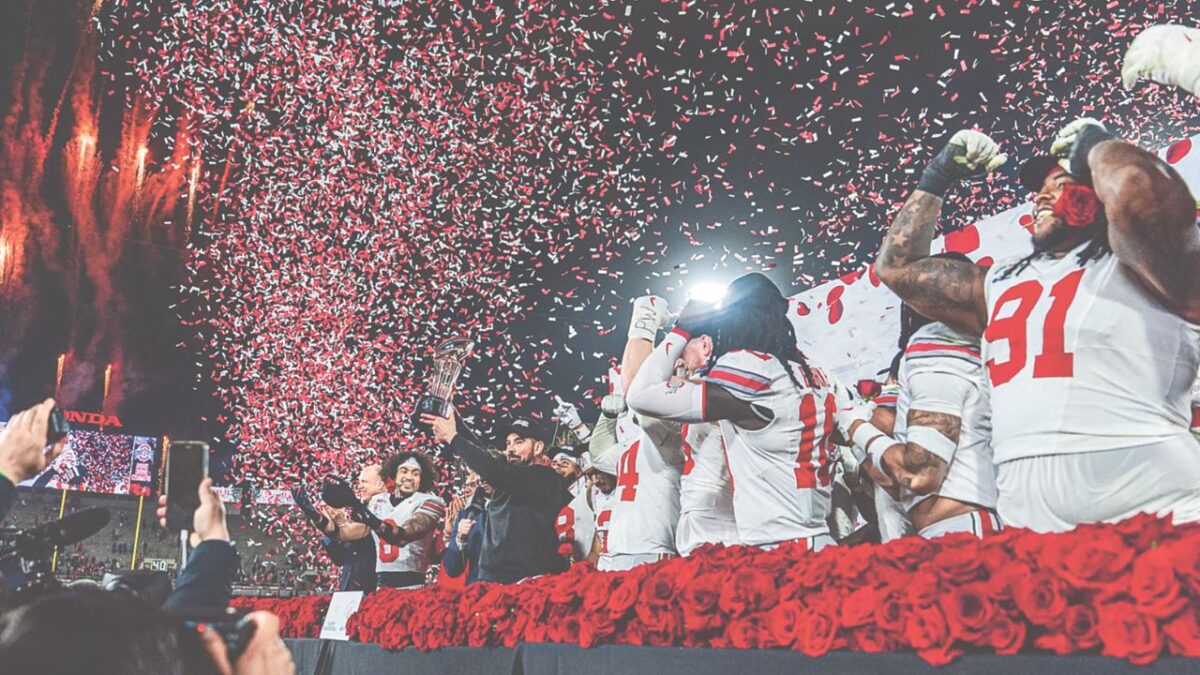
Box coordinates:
[687,281,728,306]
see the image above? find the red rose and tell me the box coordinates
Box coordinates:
[878,536,936,572]
[1113,512,1172,550]
[762,600,804,648]
[933,538,988,584]
[726,615,768,649]
[987,611,1027,655]
[939,582,994,643]
[1097,600,1164,665]
[1011,570,1067,628]
[606,571,645,618]
[1164,605,1200,657]
[793,605,841,657]
[916,643,963,667]
[644,608,684,647]
[547,608,582,644]
[1130,547,1187,618]
[904,604,951,652]
[638,565,680,613]
[849,625,899,653]
[1163,536,1200,596]
[791,547,837,590]
[578,611,617,648]
[616,618,648,646]
[1036,604,1100,654]
[1052,183,1101,228]
[1048,529,1135,590]
[904,570,941,608]
[874,587,907,633]
[581,573,620,613]
[830,544,877,587]
[680,572,727,633]
[718,567,779,617]
[839,585,878,628]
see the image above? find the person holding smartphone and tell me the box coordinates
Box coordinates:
[0,399,68,522]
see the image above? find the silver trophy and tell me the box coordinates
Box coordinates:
[415,337,474,423]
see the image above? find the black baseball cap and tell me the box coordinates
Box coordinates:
[497,418,551,446]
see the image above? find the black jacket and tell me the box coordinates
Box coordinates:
[448,434,571,583]
[164,540,240,611]
[322,535,377,592]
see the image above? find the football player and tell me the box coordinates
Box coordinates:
[844,254,1000,539]
[322,452,445,588]
[876,123,1200,532]
[600,296,685,571]
[627,274,851,551]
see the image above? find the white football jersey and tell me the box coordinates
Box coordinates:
[678,421,735,522]
[1190,371,1200,438]
[592,490,615,556]
[895,322,997,511]
[983,247,1200,463]
[703,350,851,546]
[555,477,595,560]
[606,410,682,556]
[367,491,446,575]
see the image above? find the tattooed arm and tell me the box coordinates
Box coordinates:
[376,512,440,547]
[879,411,960,496]
[876,130,1005,337]
[876,190,990,336]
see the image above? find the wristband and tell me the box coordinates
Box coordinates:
[906,425,959,463]
[865,434,895,467]
[850,422,887,455]
[1067,125,1117,187]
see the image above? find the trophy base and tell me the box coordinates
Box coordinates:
[414,396,452,428]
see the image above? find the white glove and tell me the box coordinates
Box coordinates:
[627,295,671,342]
[946,130,1008,173]
[553,396,590,441]
[553,397,584,429]
[836,401,876,440]
[1121,24,1200,97]
[1049,117,1107,158]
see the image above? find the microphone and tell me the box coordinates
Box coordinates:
[0,507,111,562]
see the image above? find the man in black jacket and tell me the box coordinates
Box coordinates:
[421,412,571,583]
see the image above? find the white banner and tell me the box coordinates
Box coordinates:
[788,137,1200,387]
[320,591,365,641]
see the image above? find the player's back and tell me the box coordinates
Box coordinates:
[896,322,996,510]
[983,247,1200,463]
[705,349,843,546]
[679,422,733,517]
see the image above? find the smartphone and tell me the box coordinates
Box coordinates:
[47,407,70,445]
[165,441,209,531]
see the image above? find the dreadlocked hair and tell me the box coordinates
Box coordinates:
[994,214,1111,281]
[710,298,818,394]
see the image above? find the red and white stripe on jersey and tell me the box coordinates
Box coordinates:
[904,337,982,368]
[705,364,772,397]
[414,497,447,521]
[874,382,899,409]
[918,509,1002,540]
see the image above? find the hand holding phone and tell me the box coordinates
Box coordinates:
[165,441,209,531]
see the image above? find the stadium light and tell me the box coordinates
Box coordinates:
[687,281,728,306]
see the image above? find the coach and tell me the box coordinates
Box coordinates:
[422,411,571,583]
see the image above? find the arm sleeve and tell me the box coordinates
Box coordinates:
[625,329,706,424]
[164,541,240,611]
[905,369,974,419]
[449,435,567,509]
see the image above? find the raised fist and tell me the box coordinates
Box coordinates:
[1122,24,1200,97]
[917,130,1007,197]
[600,393,627,419]
[1049,118,1115,187]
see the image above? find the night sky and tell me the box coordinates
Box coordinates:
[2,0,1197,486]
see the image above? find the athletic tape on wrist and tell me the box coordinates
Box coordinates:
[851,422,886,455]
[906,425,958,463]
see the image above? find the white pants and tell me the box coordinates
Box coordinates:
[996,437,1200,533]
[676,511,739,556]
[596,552,673,572]
[758,532,836,553]
[918,509,1002,539]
